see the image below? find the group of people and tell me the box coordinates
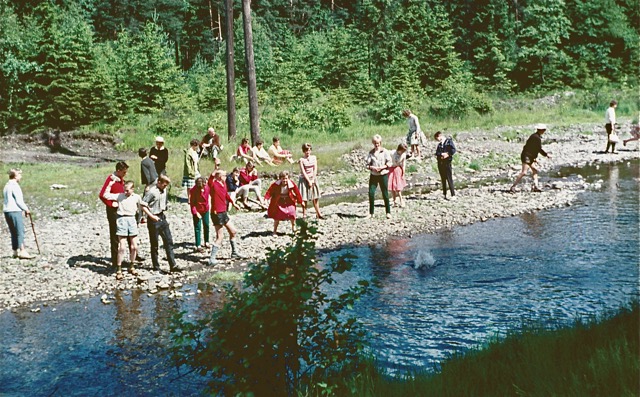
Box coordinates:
[4,102,637,277]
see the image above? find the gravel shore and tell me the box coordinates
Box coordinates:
[1,127,638,312]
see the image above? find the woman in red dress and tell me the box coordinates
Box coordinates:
[264,170,303,234]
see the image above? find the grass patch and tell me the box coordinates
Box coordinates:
[206,271,244,283]
[306,302,640,396]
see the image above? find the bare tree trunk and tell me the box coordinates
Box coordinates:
[242,0,261,145]
[225,0,237,141]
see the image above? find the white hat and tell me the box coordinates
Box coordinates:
[155,136,165,143]
[534,123,547,130]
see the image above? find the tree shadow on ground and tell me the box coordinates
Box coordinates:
[67,254,112,274]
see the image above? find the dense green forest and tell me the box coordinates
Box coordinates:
[0,0,638,136]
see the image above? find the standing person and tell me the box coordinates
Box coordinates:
[3,169,34,259]
[389,143,408,207]
[208,170,243,265]
[268,137,295,164]
[366,135,392,219]
[139,147,158,194]
[265,170,303,234]
[298,143,324,219]
[509,124,552,194]
[434,132,457,200]
[200,127,223,159]
[142,175,183,273]
[402,109,424,159]
[149,136,169,176]
[99,161,129,268]
[102,179,148,279]
[182,139,201,199]
[189,177,210,252]
[604,100,618,154]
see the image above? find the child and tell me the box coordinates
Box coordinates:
[265,170,303,234]
[298,143,324,219]
[389,143,408,207]
[231,137,254,163]
[208,170,243,265]
[268,137,295,164]
[189,177,210,252]
[103,178,148,279]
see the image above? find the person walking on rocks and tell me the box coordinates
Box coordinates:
[149,136,169,176]
[403,109,425,159]
[389,143,408,207]
[366,134,392,219]
[208,170,243,265]
[604,100,619,154]
[102,179,148,280]
[99,161,129,268]
[298,143,324,219]
[265,170,303,234]
[189,177,210,252]
[510,124,552,194]
[434,132,457,200]
[143,175,183,273]
[3,168,34,259]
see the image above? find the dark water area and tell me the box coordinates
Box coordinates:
[1,161,638,395]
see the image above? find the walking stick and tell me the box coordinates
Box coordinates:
[28,213,41,254]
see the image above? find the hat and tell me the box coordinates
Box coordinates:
[155,136,165,143]
[534,124,547,131]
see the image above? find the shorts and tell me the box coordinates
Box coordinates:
[520,153,535,165]
[116,216,138,237]
[211,212,230,226]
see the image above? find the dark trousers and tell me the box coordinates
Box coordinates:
[368,174,390,214]
[605,123,616,153]
[106,206,119,267]
[147,214,176,270]
[438,160,455,197]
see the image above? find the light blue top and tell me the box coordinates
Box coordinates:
[3,179,29,213]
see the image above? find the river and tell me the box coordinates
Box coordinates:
[1,161,638,396]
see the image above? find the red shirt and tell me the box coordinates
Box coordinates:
[239,168,258,186]
[209,179,232,214]
[99,174,124,208]
[237,144,250,157]
[189,184,210,215]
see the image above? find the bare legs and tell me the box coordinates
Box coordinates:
[116,235,138,278]
[510,162,539,192]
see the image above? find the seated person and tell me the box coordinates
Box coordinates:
[200,127,223,159]
[623,118,640,147]
[230,137,255,163]
[268,136,295,165]
[235,161,267,209]
[250,140,276,166]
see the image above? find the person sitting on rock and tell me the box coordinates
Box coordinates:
[230,137,255,163]
[268,137,295,165]
[236,161,267,209]
[200,127,223,159]
[250,140,276,166]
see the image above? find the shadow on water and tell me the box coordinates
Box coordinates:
[1,160,638,393]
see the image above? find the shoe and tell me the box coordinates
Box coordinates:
[135,254,145,262]
[623,141,627,147]
[386,213,391,219]
[12,250,18,258]
[208,245,219,265]
[195,246,205,253]
[230,240,245,259]
[611,151,619,154]
[316,215,326,220]
[170,265,185,273]
[509,187,517,194]
[449,195,457,201]
[532,186,542,193]
[115,271,124,280]
[18,250,34,259]
[128,267,139,276]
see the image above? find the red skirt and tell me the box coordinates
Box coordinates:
[268,196,297,220]
[388,166,407,191]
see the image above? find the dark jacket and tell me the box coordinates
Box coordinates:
[140,157,158,186]
[521,133,547,160]
[436,137,456,162]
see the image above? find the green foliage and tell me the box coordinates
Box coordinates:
[170,221,370,396]
[431,74,494,119]
[367,89,406,124]
[266,92,352,135]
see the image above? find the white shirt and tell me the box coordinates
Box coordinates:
[605,107,616,125]
[3,180,29,213]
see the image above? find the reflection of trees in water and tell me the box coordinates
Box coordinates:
[521,212,545,239]
[114,289,144,345]
[607,164,619,220]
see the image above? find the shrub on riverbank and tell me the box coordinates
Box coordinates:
[169,220,371,395]
[309,302,639,396]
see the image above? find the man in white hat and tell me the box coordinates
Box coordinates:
[149,136,169,176]
[510,124,552,193]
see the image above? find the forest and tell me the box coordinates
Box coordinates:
[0,0,638,137]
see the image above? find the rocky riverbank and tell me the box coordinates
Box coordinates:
[0,127,638,312]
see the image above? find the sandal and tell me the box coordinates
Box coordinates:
[128,267,139,276]
[115,271,124,280]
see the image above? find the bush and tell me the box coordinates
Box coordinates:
[431,75,494,119]
[170,220,370,396]
[367,88,406,124]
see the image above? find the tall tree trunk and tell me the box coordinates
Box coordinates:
[242,0,260,145]
[225,0,237,141]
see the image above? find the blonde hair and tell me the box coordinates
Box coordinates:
[278,170,290,178]
[372,134,382,143]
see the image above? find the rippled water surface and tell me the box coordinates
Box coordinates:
[0,162,638,395]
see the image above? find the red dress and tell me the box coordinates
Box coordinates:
[265,180,302,220]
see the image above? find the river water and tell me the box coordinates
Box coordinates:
[1,161,638,395]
